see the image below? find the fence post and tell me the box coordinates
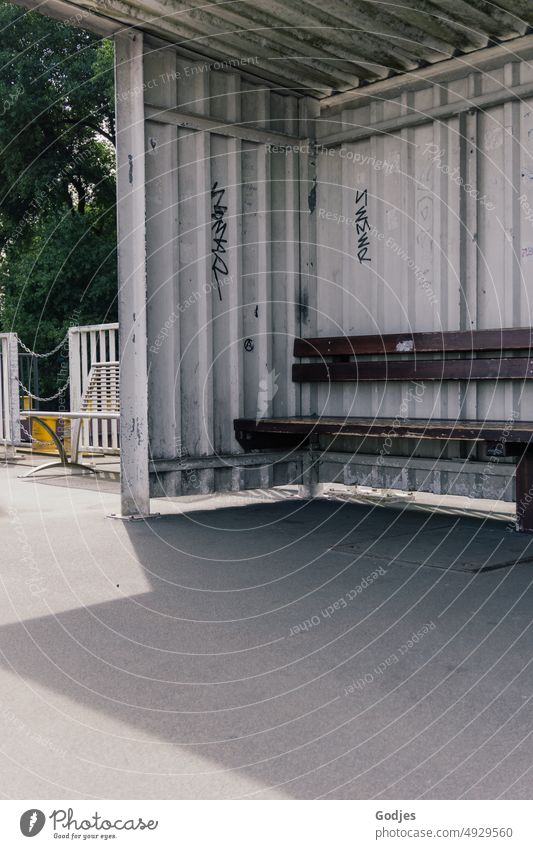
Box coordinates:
[68,327,81,413]
[2,334,21,456]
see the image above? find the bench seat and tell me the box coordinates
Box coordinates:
[234,326,533,531]
[235,416,533,445]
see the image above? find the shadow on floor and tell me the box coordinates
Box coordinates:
[1,494,532,799]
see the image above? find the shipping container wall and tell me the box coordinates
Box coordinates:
[311,59,533,492]
[140,35,533,501]
[140,39,305,496]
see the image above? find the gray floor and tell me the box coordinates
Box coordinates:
[1,455,532,800]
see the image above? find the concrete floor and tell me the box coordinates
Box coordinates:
[1,453,532,800]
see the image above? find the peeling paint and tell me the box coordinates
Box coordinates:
[308,177,317,214]
[396,340,414,352]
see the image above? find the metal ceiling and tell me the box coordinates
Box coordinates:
[18,0,533,96]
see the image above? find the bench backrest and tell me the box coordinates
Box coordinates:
[293,328,533,382]
[81,361,120,412]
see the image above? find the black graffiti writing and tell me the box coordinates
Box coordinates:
[211,182,228,299]
[355,189,371,263]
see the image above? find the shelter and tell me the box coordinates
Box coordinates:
[13,0,533,519]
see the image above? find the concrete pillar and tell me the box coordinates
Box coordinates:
[114,33,150,516]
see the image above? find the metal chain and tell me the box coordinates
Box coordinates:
[19,421,37,443]
[20,420,59,447]
[17,376,70,402]
[17,333,68,359]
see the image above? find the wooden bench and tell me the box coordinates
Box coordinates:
[22,361,120,477]
[234,328,533,532]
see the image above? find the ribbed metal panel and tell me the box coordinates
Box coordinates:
[142,39,304,495]
[17,0,533,96]
[313,56,533,487]
[132,34,533,500]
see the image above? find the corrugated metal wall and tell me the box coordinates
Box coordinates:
[311,58,533,496]
[141,38,306,496]
[139,34,533,502]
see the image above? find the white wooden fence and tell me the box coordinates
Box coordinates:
[68,323,119,453]
[0,333,21,451]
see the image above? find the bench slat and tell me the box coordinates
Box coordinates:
[235,416,533,443]
[294,327,533,357]
[293,357,533,382]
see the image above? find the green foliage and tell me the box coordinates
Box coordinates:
[2,204,117,399]
[0,2,117,399]
[1,204,118,342]
[0,4,116,237]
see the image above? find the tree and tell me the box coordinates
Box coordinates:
[0,2,117,400]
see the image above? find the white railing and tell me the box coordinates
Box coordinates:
[0,333,21,451]
[68,323,119,453]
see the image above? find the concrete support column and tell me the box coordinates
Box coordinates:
[298,443,320,499]
[515,448,533,533]
[115,33,150,516]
